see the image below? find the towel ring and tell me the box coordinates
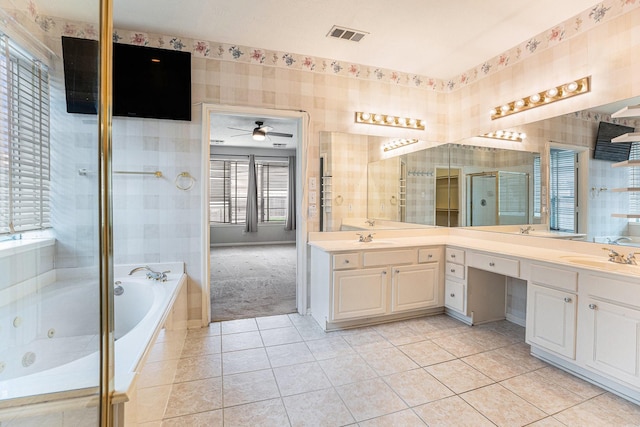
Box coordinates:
[335,195,344,205]
[390,195,397,205]
[175,172,195,191]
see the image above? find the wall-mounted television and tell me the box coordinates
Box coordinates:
[593,121,634,162]
[61,36,192,121]
[61,36,99,115]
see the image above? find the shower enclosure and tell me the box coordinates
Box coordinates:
[1,0,114,425]
[467,171,530,226]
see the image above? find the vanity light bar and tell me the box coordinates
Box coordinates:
[481,130,527,142]
[355,112,426,130]
[383,138,419,152]
[490,76,590,120]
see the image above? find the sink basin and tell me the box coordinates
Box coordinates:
[559,255,639,272]
[559,256,613,268]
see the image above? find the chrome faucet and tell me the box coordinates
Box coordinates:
[627,252,639,265]
[365,219,376,227]
[357,232,375,243]
[128,266,170,281]
[607,236,632,245]
[603,247,627,264]
[519,225,532,235]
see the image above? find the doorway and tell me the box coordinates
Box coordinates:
[201,106,308,324]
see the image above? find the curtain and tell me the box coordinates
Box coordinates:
[245,155,258,232]
[285,156,296,230]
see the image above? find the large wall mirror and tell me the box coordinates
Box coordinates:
[367,144,538,228]
[321,95,640,248]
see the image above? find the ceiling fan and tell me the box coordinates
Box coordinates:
[229,121,293,141]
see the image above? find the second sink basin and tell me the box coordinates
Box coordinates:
[559,255,638,272]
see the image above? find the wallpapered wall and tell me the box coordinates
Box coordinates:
[7,1,640,324]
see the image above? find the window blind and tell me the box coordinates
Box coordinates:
[210,158,288,224]
[533,155,541,218]
[550,149,576,232]
[629,142,640,219]
[0,35,50,234]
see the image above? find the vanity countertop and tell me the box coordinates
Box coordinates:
[308,231,640,279]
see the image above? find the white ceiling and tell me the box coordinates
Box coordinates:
[210,114,298,149]
[41,0,599,79]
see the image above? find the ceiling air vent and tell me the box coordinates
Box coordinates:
[210,139,225,145]
[327,25,368,42]
[272,143,288,149]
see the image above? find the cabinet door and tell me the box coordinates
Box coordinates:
[391,264,439,313]
[526,283,577,359]
[582,298,640,387]
[332,268,388,321]
[445,279,465,313]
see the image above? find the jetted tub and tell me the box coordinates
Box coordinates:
[0,263,186,409]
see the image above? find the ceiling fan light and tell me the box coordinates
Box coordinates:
[252,129,266,141]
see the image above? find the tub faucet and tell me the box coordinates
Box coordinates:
[609,236,632,245]
[128,266,170,281]
[365,219,375,227]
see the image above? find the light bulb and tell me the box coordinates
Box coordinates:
[515,99,525,108]
[566,81,579,92]
[529,93,541,103]
[409,118,417,126]
[546,87,558,97]
[385,115,395,124]
[361,112,371,121]
[374,114,382,122]
[501,104,511,113]
[519,132,527,139]
[419,119,427,127]
[489,108,497,116]
[504,131,512,138]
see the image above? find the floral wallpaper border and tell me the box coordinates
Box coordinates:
[566,110,640,129]
[5,0,640,93]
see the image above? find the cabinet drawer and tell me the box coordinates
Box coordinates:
[468,252,519,277]
[446,262,465,280]
[445,279,465,313]
[418,248,440,263]
[445,248,465,263]
[363,249,416,267]
[530,263,577,292]
[333,253,360,270]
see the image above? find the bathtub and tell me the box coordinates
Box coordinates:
[0,262,186,410]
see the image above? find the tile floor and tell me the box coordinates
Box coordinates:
[135,314,640,426]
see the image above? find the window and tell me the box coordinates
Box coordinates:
[0,35,51,235]
[533,155,541,219]
[549,149,577,232]
[210,158,288,224]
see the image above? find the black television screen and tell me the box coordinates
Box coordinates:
[593,121,634,162]
[61,36,99,115]
[61,37,191,121]
[113,43,191,121]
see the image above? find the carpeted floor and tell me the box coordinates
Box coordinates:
[210,244,297,321]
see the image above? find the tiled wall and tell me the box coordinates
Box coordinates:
[321,133,369,231]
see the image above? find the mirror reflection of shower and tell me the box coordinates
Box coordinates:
[467,171,530,226]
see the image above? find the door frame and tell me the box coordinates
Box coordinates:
[200,104,309,324]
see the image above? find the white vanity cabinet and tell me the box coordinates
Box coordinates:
[332,267,388,320]
[310,245,443,330]
[577,273,640,391]
[526,263,578,359]
[444,247,466,314]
